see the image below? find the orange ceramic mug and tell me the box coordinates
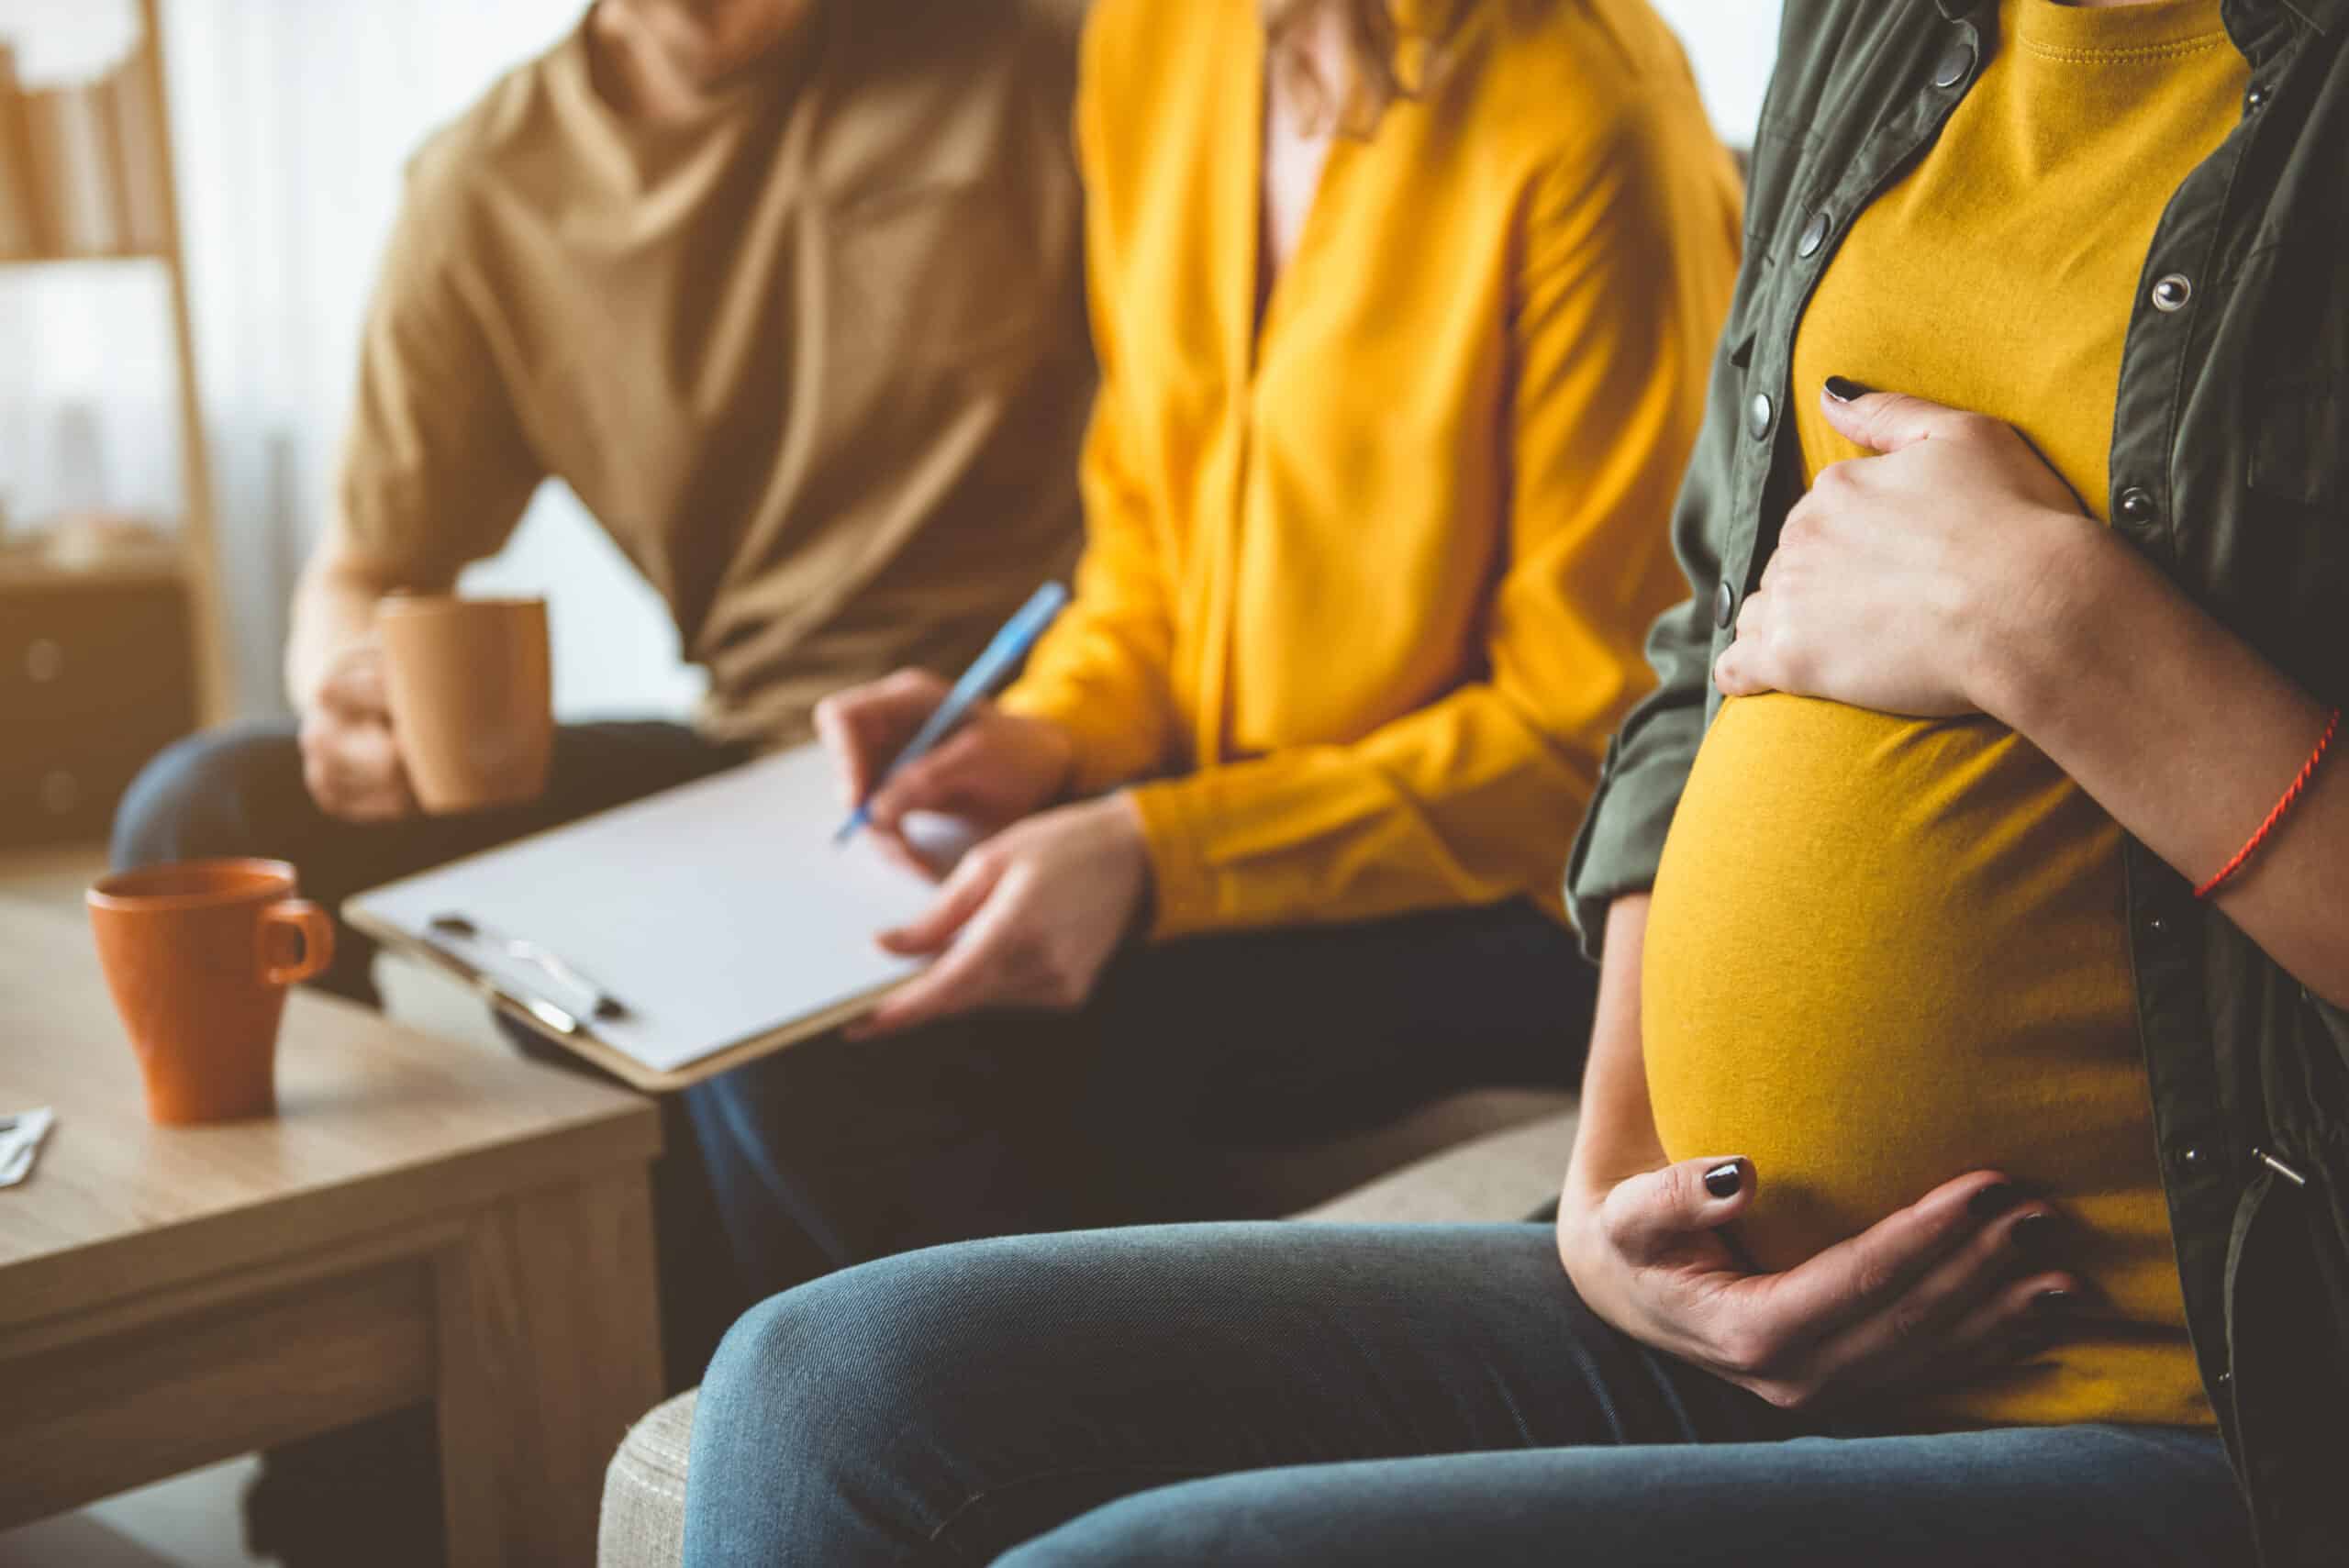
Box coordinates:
[87,859,334,1124]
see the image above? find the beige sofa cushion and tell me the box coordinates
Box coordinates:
[598,1096,1578,1568]
[602,1391,697,1568]
[1299,1102,1575,1223]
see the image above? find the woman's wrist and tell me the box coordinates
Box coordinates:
[1553,1173,1653,1346]
[1963,505,2115,733]
[1553,1163,1622,1280]
[1100,790,1157,936]
[1553,1188,1604,1290]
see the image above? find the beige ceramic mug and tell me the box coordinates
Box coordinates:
[377,595,553,815]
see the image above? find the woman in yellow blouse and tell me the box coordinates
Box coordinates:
[685,0,1739,1290]
[826,0,1735,1009]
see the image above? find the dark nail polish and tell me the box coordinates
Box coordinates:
[1823,374,1869,404]
[2010,1213,2057,1255]
[2032,1289,2076,1317]
[1967,1183,2018,1221]
[1703,1162,1742,1199]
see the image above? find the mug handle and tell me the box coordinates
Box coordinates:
[257,900,336,987]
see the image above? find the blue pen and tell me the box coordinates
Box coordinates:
[834,581,1071,844]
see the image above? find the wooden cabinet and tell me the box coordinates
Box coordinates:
[1,559,197,847]
[5,0,233,731]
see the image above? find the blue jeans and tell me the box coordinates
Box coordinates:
[682,1224,2252,1567]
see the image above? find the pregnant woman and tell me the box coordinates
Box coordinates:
[682,0,2349,1563]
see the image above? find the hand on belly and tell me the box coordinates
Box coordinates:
[1565,1152,2076,1415]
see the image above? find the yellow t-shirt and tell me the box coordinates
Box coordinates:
[1644,0,2246,1429]
[1001,0,1742,938]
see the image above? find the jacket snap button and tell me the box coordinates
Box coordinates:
[1747,392,1775,439]
[1932,39,1976,89]
[2245,82,2271,113]
[1715,581,1736,629]
[2116,487,2156,525]
[1797,211,1831,259]
[2151,273,2192,313]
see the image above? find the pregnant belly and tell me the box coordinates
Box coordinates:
[1643,695,2152,1278]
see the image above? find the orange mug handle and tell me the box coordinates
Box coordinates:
[257,899,336,987]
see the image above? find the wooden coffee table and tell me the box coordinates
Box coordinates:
[0,898,664,1566]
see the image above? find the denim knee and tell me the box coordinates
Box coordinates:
[688,1287,838,1486]
[685,1255,982,1564]
[111,723,301,871]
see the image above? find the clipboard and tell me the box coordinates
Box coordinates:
[344,743,947,1093]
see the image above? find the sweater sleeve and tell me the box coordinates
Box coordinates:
[330,159,544,586]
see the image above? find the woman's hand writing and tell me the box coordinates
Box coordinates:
[814,667,1076,868]
[847,793,1152,1037]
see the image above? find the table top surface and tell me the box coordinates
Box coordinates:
[0,898,659,1329]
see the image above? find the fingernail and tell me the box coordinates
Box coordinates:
[1967,1183,2019,1220]
[2009,1212,2057,1255]
[1703,1162,1742,1199]
[1823,374,1869,404]
[2032,1289,2076,1317]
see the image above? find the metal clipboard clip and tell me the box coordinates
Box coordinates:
[424,912,629,1036]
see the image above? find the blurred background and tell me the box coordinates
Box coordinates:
[0,0,1779,828]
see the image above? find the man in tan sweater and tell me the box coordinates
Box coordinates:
[111,1,1090,1561]
[119,0,1088,983]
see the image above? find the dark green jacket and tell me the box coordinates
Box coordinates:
[1566,2,2349,1561]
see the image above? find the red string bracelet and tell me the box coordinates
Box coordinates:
[2195,706,2341,901]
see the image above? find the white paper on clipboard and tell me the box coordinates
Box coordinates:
[346,743,947,1079]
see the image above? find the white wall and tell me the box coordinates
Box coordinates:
[1651,0,1783,144]
[3,0,1781,724]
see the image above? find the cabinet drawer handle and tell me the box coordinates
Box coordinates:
[25,639,63,684]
